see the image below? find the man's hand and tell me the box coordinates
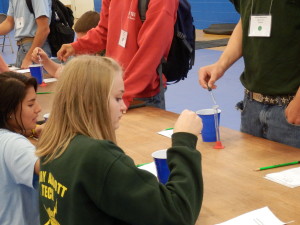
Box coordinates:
[285,96,300,125]
[198,63,226,90]
[57,44,75,62]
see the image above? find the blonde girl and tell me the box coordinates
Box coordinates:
[37,55,203,225]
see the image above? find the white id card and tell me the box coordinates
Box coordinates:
[248,15,272,37]
[118,29,128,48]
[15,17,24,29]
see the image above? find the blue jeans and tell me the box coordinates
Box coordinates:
[134,88,166,110]
[239,95,300,148]
[16,41,51,68]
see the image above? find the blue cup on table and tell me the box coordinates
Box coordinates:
[151,149,170,185]
[196,109,221,142]
[29,64,43,84]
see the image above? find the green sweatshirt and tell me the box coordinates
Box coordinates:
[39,132,203,225]
[231,0,300,95]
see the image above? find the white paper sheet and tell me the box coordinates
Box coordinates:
[16,69,30,73]
[137,162,157,177]
[8,66,20,71]
[265,167,300,188]
[44,78,58,83]
[157,129,173,138]
[215,207,286,225]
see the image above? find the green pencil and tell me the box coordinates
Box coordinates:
[255,161,300,171]
[136,162,151,167]
[37,92,53,94]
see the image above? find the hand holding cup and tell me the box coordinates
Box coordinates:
[173,109,202,136]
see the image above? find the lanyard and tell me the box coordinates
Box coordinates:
[250,0,274,15]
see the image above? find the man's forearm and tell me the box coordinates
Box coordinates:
[24,17,50,61]
[25,32,49,60]
[0,16,14,35]
[217,19,243,71]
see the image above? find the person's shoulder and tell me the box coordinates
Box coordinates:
[70,135,125,166]
[0,129,35,160]
[72,135,124,156]
[0,129,31,144]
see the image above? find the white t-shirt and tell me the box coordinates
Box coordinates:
[0,129,39,225]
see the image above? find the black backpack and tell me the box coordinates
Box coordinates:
[26,0,75,57]
[138,0,195,83]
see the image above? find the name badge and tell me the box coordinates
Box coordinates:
[248,15,272,37]
[118,30,128,48]
[15,17,24,29]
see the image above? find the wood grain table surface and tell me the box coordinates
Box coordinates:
[36,79,300,225]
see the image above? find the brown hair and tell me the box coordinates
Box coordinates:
[74,11,100,33]
[0,71,37,132]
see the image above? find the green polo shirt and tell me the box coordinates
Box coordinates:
[231,0,300,95]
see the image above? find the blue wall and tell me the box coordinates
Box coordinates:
[190,0,240,29]
[1,0,238,30]
[93,0,238,29]
[94,0,101,12]
[0,0,9,14]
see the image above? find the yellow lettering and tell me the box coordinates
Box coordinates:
[47,187,54,200]
[45,172,68,198]
[60,186,68,197]
[57,183,62,195]
[44,184,48,198]
[47,172,52,185]
[41,184,54,201]
[41,184,46,197]
[39,171,47,183]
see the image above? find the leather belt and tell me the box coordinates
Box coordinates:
[17,37,34,46]
[245,89,294,106]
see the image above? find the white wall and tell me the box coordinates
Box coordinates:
[60,0,71,5]
[71,0,94,18]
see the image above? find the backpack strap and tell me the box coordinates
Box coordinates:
[25,0,34,15]
[157,59,166,109]
[138,0,149,22]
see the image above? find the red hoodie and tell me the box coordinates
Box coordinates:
[71,0,178,107]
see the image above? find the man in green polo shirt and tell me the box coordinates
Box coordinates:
[198,0,300,148]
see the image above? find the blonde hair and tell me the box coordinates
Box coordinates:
[36,55,122,163]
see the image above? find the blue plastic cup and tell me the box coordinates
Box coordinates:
[151,149,170,184]
[29,64,43,84]
[196,109,221,142]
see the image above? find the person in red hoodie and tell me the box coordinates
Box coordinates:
[57,0,178,110]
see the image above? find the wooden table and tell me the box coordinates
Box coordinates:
[116,107,300,225]
[36,80,56,121]
[36,83,300,224]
